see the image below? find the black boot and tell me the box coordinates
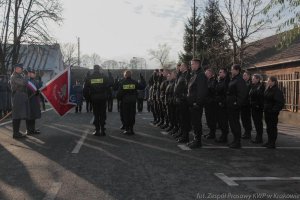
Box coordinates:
[100,126,106,136]
[187,139,202,149]
[13,119,26,139]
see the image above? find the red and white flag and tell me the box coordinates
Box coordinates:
[40,68,76,116]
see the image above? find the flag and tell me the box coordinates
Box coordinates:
[27,80,37,92]
[40,68,76,116]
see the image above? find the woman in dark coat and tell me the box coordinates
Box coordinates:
[249,74,265,144]
[263,76,284,148]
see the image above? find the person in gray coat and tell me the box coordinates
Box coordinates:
[26,68,41,135]
[10,63,30,139]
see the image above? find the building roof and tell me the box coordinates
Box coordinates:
[18,44,64,71]
[245,32,300,69]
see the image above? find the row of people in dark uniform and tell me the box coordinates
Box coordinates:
[148,59,284,149]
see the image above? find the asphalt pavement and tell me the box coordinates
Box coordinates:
[0,101,300,200]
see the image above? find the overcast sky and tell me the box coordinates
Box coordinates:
[53,0,275,68]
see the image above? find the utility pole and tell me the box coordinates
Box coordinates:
[77,37,81,67]
[193,0,196,59]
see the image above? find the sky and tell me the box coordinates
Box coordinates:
[53,0,277,69]
[53,0,196,68]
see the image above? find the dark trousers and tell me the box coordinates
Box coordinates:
[86,100,92,112]
[190,106,203,141]
[117,99,121,112]
[26,119,35,133]
[123,101,136,129]
[251,107,263,139]
[147,100,151,112]
[158,101,165,122]
[178,102,190,139]
[12,119,21,135]
[154,100,160,121]
[205,103,217,135]
[227,108,242,143]
[150,101,158,121]
[92,100,107,131]
[264,112,279,145]
[137,98,143,112]
[40,95,46,110]
[119,100,124,125]
[107,97,113,112]
[216,106,229,137]
[167,103,175,127]
[75,105,82,113]
[241,105,252,133]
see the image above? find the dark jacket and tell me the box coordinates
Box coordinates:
[249,82,265,110]
[159,78,169,101]
[215,77,229,108]
[84,70,112,101]
[226,74,248,109]
[264,85,284,113]
[174,71,191,104]
[243,79,252,106]
[117,77,146,103]
[187,68,208,106]
[165,80,175,105]
[205,77,217,105]
[27,78,41,120]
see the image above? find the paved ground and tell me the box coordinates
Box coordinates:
[0,102,300,200]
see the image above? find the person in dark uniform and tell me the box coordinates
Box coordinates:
[107,70,114,112]
[241,71,252,139]
[204,68,217,139]
[113,77,125,130]
[159,69,170,129]
[10,63,29,139]
[174,63,191,143]
[117,70,146,135]
[165,71,176,133]
[152,70,160,125]
[249,74,265,144]
[26,68,42,135]
[263,76,284,148]
[137,78,145,112]
[169,64,181,136]
[83,71,93,112]
[226,64,248,148]
[84,65,112,136]
[155,69,165,127]
[186,59,208,148]
[73,80,83,113]
[215,68,230,143]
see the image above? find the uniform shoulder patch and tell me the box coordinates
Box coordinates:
[123,84,136,90]
[91,78,104,84]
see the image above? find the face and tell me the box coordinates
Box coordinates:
[252,76,259,84]
[191,61,199,71]
[243,73,250,81]
[170,72,176,80]
[231,67,238,77]
[205,70,213,79]
[29,72,36,79]
[180,64,187,72]
[15,67,23,74]
[267,78,275,87]
[166,73,171,81]
[218,69,226,79]
[163,70,168,77]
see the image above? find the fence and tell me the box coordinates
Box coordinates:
[276,72,300,113]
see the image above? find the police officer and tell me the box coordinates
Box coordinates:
[174,63,191,143]
[204,68,217,139]
[226,64,248,148]
[156,69,165,127]
[215,68,230,143]
[170,64,181,136]
[249,74,265,144]
[10,63,29,139]
[152,70,160,125]
[186,59,208,148]
[107,70,114,112]
[159,69,169,129]
[26,68,41,135]
[165,71,176,133]
[117,70,145,135]
[241,71,252,139]
[263,76,284,149]
[84,65,112,136]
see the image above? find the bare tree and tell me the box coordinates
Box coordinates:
[0,0,63,74]
[217,0,271,65]
[81,53,101,68]
[91,53,101,66]
[148,43,171,68]
[61,43,78,67]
